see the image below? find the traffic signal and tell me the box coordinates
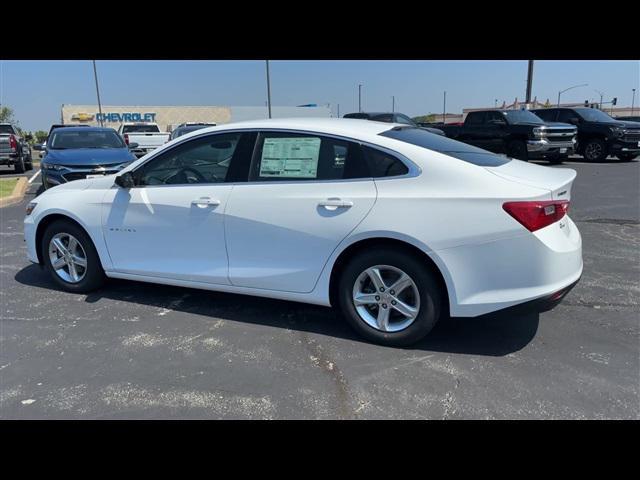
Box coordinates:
[584,100,589,106]
[612,97,617,106]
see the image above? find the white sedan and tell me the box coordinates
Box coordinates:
[24,118,582,346]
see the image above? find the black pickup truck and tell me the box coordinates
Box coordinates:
[533,107,640,161]
[439,109,577,162]
[343,112,445,136]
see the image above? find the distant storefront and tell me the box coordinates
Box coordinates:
[61,105,332,132]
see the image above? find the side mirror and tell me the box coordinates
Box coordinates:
[114,171,135,189]
[128,142,139,150]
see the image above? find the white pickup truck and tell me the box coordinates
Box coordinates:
[117,123,170,158]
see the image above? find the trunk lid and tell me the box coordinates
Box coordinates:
[485,160,576,200]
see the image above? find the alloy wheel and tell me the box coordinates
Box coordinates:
[48,233,88,283]
[352,265,421,332]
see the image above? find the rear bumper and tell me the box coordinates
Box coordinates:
[437,216,583,317]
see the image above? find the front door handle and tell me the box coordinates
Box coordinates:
[318,198,354,209]
[191,197,220,207]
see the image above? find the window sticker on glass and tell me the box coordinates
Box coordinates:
[260,137,321,178]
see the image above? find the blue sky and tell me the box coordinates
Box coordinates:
[1,60,638,132]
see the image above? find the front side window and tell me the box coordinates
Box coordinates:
[465,112,485,124]
[136,132,243,186]
[250,132,368,181]
[534,109,557,122]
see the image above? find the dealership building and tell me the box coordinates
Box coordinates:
[60,105,332,132]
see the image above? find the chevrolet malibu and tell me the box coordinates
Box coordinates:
[24,118,582,346]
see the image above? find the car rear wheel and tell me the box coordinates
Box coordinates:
[506,140,528,161]
[14,155,25,173]
[583,138,608,161]
[337,248,442,347]
[41,219,106,293]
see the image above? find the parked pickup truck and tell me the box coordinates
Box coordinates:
[533,107,640,161]
[439,109,577,162]
[0,123,33,173]
[117,122,170,158]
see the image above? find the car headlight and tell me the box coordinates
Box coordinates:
[25,202,37,216]
[41,162,65,171]
[533,127,547,137]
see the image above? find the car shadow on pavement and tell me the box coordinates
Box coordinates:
[14,264,539,357]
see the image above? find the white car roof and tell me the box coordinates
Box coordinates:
[182,117,395,141]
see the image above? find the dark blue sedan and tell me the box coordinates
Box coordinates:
[41,127,137,190]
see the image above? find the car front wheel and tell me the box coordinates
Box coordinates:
[41,219,106,293]
[337,248,443,347]
[583,138,608,161]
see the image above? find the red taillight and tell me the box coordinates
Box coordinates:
[503,200,569,232]
[124,133,129,145]
[9,134,17,150]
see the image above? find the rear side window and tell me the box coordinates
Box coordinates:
[250,132,368,181]
[465,112,485,124]
[362,146,408,177]
[380,127,510,167]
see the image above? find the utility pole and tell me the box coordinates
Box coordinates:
[265,60,272,119]
[358,84,363,112]
[443,91,447,125]
[92,60,104,127]
[392,95,395,113]
[337,103,340,118]
[525,60,534,105]
[632,89,636,117]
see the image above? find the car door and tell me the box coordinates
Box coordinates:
[459,111,486,146]
[102,131,255,284]
[483,111,509,153]
[224,130,377,293]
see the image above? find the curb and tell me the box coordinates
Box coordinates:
[0,177,29,208]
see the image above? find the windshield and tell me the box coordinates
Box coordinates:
[574,108,618,123]
[122,124,160,133]
[502,110,545,124]
[49,130,126,149]
[380,127,511,166]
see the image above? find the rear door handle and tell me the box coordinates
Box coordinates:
[318,198,354,209]
[191,197,220,207]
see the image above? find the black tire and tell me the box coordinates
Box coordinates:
[41,219,106,293]
[582,138,608,162]
[337,248,443,347]
[14,155,25,174]
[506,140,528,161]
[616,153,638,162]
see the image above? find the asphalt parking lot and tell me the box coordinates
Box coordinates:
[0,157,638,419]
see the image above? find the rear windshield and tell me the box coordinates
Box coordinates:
[0,125,16,134]
[379,127,511,166]
[122,124,160,133]
[49,130,126,149]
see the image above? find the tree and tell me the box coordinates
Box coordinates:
[0,106,16,123]
[34,130,48,144]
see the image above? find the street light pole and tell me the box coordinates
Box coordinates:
[358,84,362,112]
[392,95,395,113]
[632,88,637,117]
[525,60,534,105]
[557,83,588,107]
[92,60,104,127]
[265,60,272,119]
[443,91,447,125]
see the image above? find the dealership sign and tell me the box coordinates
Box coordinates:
[95,112,157,123]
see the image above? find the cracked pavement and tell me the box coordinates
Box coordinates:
[0,159,638,419]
